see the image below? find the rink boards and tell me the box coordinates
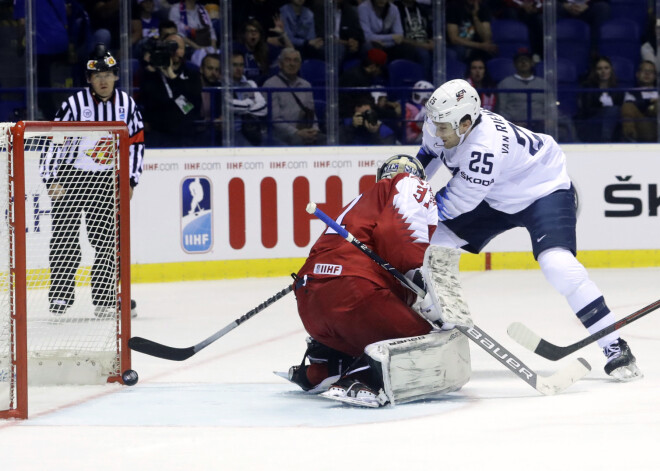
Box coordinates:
[125,144,660,282]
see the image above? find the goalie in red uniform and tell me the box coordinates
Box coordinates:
[287,154,465,405]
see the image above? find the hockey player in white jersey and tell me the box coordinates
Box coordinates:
[416,79,641,382]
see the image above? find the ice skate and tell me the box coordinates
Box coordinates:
[321,378,389,408]
[603,338,643,382]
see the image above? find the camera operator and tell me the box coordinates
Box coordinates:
[339,95,397,145]
[139,33,202,147]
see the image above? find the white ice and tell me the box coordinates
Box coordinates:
[2,267,659,471]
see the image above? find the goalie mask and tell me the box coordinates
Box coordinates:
[86,43,119,78]
[425,79,480,131]
[376,154,426,182]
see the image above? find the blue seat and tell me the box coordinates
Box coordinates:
[341,58,360,73]
[388,59,424,88]
[487,58,516,83]
[557,19,590,77]
[446,47,459,63]
[446,57,466,81]
[387,59,424,103]
[491,19,531,59]
[609,0,649,35]
[300,59,326,102]
[0,100,25,121]
[314,99,326,128]
[609,56,636,88]
[599,18,641,66]
[557,58,579,117]
[300,59,326,86]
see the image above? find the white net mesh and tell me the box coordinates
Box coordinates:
[1,122,124,416]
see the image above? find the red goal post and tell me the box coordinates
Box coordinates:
[0,121,132,419]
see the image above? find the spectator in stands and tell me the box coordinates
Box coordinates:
[263,48,324,145]
[577,56,624,142]
[339,95,397,145]
[228,52,269,146]
[371,85,403,139]
[465,57,497,111]
[168,0,217,51]
[232,0,288,49]
[310,0,365,68]
[496,48,545,132]
[557,0,611,53]
[139,33,202,147]
[357,0,424,66]
[83,0,119,49]
[394,0,434,79]
[621,60,658,142]
[404,79,433,144]
[641,15,659,71]
[199,52,268,146]
[200,53,223,144]
[494,1,543,62]
[280,0,324,61]
[446,0,497,63]
[14,0,78,117]
[159,19,178,39]
[338,48,388,118]
[234,18,290,85]
[131,0,160,57]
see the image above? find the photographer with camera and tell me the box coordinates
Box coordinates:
[339,95,397,145]
[139,33,202,147]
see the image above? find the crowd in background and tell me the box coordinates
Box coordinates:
[1,0,658,146]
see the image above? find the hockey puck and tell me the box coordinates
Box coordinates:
[122,369,139,386]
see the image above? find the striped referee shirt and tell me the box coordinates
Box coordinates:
[41,88,145,188]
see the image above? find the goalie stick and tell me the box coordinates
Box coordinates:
[128,284,294,361]
[508,298,660,361]
[307,202,591,395]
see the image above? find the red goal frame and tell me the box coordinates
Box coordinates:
[1,121,132,419]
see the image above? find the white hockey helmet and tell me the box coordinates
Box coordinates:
[425,79,481,129]
[376,154,426,182]
[412,80,434,105]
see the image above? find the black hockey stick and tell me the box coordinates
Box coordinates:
[307,202,591,395]
[508,298,660,361]
[128,284,294,361]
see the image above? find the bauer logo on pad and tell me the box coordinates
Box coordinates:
[181,176,213,253]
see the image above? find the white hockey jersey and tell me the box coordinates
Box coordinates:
[419,109,571,220]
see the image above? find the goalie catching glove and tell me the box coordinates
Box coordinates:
[411,246,473,328]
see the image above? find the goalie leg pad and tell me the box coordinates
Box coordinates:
[421,246,473,327]
[364,330,471,406]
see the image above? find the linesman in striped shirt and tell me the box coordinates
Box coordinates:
[42,43,144,318]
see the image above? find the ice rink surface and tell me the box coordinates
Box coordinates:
[1,267,659,471]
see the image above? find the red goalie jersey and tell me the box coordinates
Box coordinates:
[295,172,438,356]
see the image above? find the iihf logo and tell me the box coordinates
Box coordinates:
[181,176,213,253]
[456,89,466,101]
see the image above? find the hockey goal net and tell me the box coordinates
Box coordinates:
[0,121,132,419]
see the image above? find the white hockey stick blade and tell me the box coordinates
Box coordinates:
[507,322,542,352]
[534,358,591,395]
